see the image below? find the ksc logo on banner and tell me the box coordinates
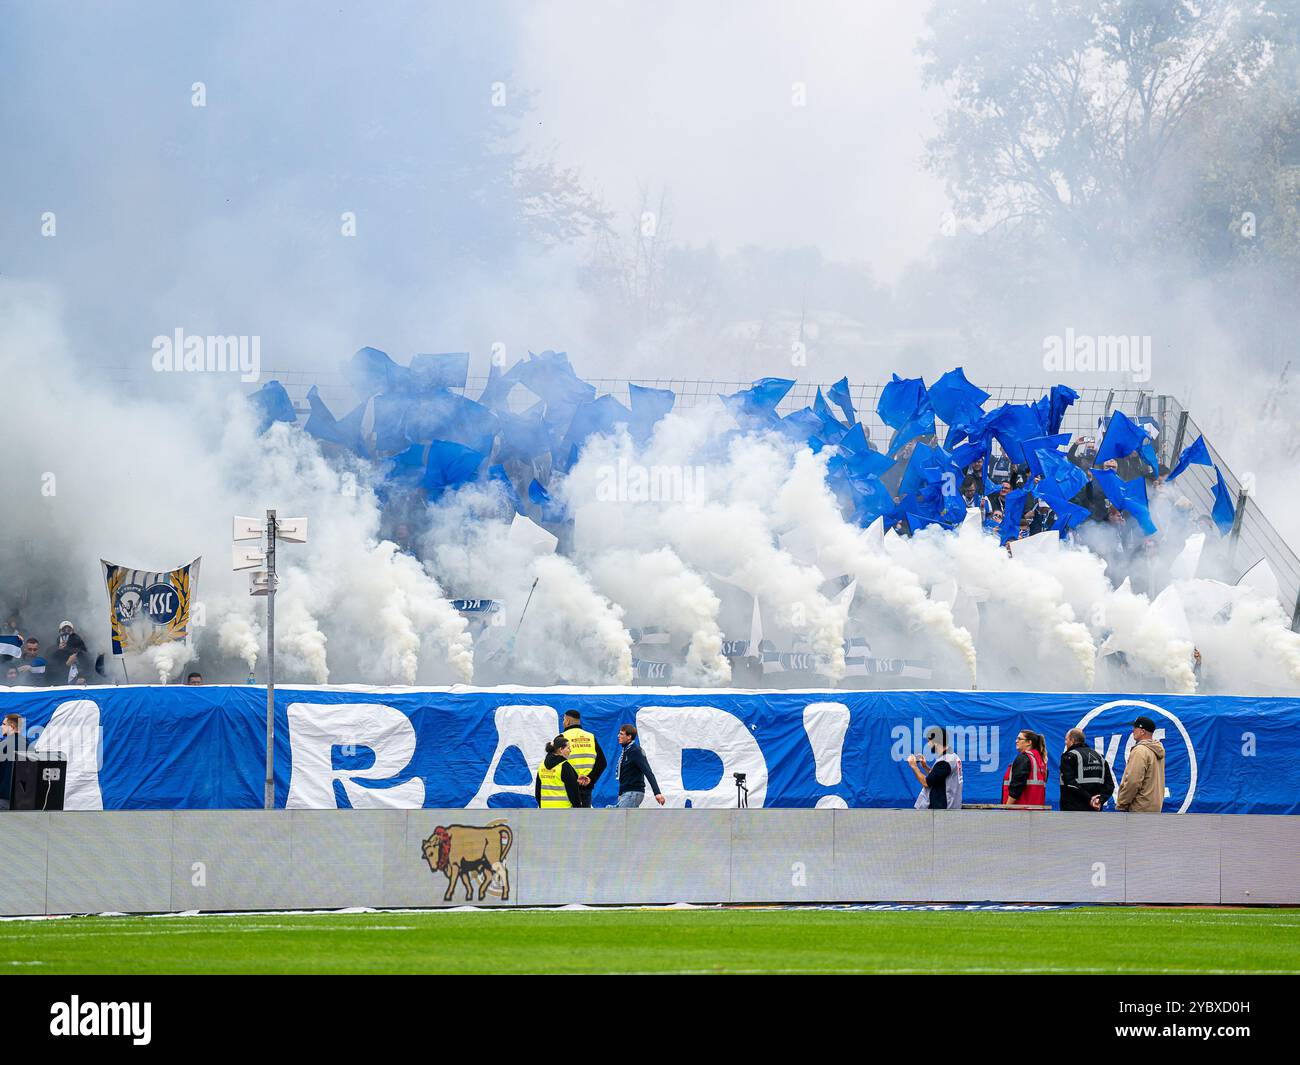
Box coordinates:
[1074,698,1197,813]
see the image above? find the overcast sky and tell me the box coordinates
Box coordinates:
[0,0,946,380]
[514,0,946,280]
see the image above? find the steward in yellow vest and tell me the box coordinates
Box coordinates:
[535,736,582,809]
[562,710,607,808]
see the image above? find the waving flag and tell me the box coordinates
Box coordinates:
[628,383,675,444]
[1168,436,1213,481]
[1096,411,1158,474]
[1021,433,1072,478]
[927,367,989,431]
[1211,467,1236,534]
[478,359,521,411]
[247,380,298,434]
[998,487,1032,545]
[0,635,21,659]
[827,376,857,425]
[877,374,930,430]
[304,385,367,454]
[812,388,848,442]
[102,558,201,656]
[404,390,499,455]
[721,377,794,426]
[1092,468,1157,535]
[409,352,470,392]
[344,346,410,398]
[421,441,485,500]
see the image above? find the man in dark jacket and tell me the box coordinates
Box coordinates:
[1059,728,1115,810]
[0,714,22,809]
[50,621,88,686]
[613,725,665,808]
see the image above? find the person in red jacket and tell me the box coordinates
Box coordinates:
[1002,730,1049,805]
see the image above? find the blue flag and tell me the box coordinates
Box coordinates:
[248,380,298,434]
[371,393,411,454]
[404,390,499,455]
[422,441,485,501]
[1096,411,1157,474]
[1092,468,1157,535]
[721,377,794,426]
[779,407,826,450]
[877,374,930,430]
[1021,433,1072,478]
[887,409,937,457]
[998,487,1032,545]
[496,406,553,464]
[827,376,857,425]
[409,352,470,392]
[478,359,521,411]
[628,383,675,444]
[515,350,597,411]
[1168,436,1213,481]
[812,388,848,443]
[560,394,632,467]
[344,346,409,398]
[927,367,989,430]
[985,403,1044,465]
[1211,467,1236,534]
[528,478,568,523]
[304,385,367,454]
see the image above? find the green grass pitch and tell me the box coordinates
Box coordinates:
[3,907,1298,975]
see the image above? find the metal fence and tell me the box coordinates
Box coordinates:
[259,370,1300,629]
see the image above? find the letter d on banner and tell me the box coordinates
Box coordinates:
[636,706,768,808]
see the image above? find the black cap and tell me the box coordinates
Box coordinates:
[1133,715,1156,732]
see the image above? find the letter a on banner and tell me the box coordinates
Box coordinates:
[469,705,559,807]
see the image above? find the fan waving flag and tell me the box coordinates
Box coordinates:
[1168,436,1213,481]
[101,558,201,656]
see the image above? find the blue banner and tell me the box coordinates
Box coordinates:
[0,685,1294,814]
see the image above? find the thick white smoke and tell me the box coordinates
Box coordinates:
[0,281,470,686]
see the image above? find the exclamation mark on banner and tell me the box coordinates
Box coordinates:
[803,702,849,809]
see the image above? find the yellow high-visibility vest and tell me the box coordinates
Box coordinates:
[562,727,597,778]
[537,758,571,808]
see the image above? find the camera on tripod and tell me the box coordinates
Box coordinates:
[734,772,748,808]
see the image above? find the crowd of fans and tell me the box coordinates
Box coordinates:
[1,619,94,688]
[946,435,1233,598]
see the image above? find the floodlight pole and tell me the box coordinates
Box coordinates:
[265,509,277,811]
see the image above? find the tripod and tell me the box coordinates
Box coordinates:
[735,777,749,808]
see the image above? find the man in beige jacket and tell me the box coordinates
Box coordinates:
[1116,715,1166,813]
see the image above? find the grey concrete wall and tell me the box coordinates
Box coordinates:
[0,810,1295,916]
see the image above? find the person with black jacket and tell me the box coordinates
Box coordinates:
[1059,728,1115,811]
[613,724,665,808]
[534,736,583,809]
[0,714,22,810]
[50,621,88,686]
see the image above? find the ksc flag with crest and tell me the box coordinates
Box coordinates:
[101,558,201,656]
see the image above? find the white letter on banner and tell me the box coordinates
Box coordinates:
[636,706,767,808]
[468,705,559,808]
[31,700,103,809]
[285,703,424,809]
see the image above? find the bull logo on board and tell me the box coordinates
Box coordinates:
[421,819,513,902]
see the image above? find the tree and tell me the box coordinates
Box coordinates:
[920,0,1289,262]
